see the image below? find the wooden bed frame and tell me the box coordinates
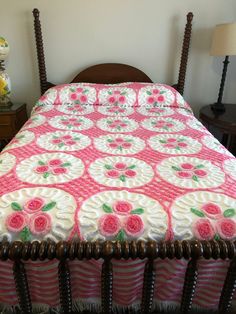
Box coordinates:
[0,8,235,314]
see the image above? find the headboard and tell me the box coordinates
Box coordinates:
[33,8,193,96]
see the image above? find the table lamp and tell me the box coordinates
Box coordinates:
[210,23,236,112]
[0,37,11,107]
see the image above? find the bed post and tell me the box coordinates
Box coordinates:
[33,8,48,95]
[177,12,193,95]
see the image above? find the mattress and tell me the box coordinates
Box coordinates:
[0,82,235,312]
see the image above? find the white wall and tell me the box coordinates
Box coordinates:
[1,0,236,115]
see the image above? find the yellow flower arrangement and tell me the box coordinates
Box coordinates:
[0,37,8,48]
[0,76,9,96]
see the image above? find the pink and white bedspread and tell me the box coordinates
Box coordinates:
[0,82,236,312]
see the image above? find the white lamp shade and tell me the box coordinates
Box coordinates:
[210,23,236,56]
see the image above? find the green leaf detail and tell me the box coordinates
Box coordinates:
[43,172,50,179]
[146,91,152,95]
[131,208,144,215]
[127,165,136,169]
[172,166,181,171]
[42,201,57,212]
[20,227,31,242]
[102,204,113,213]
[120,92,126,95]
[0,160,2,164]
[108,91,112,95]
[159,91,165,94]
[61,162,71,167]
[118,146,123,151]
[116,229,125,241]
[11,202,22,211]
[119,175,126,182]
[178,138,185,142]
[107,139,113,143]
[73,137,80,141]
[58,143,64,148]
[190,207,205,217]
[104,164,113,170]
[38,160,46,165]
[159,140,167,143]
[214,234,220,241]
[223,208,236,218]
[192,175,199,182]
[195,164,204,169]
[176,146,181,150]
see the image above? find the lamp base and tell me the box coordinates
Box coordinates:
[211,103,226,113]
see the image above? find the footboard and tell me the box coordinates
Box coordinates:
[1,240,236,314]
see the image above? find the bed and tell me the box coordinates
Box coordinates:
[0,8,235,314]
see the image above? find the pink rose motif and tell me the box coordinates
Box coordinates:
[122,142,132,149]
[109,142,118,149]
[124,169,136,177]
[157,95,164,102]
[193,219,215,240]
[106,169,120,178]
[118,96,126,104]
[74,104,83,111]
[66,140,76,145]
[147,96,155,104]
[166,123,173,128]
[120,123,127,128]
[165,143,175,148]
[80,95,88,103]
[114,91,121,95]
[49,159,62,167]
[35,165,49,174]
[6,212,28,233]
[124,215,144,237]
[52,139,62,144]
[149,108,163,113]
[24,197,45,214]
[39,95,47,102]
[62,135,72,140]
[181,163,194,170]
[177,171,192,178]
[216,219,236,240]
[114,162,127,170]
[178,142,187,148]
[70,93,78,101]
[99,214,121,236]
[193,169,207,177]
[62,121,70,125]
[152,89,160,94]
[201,203,222,219]
[76,87,83,93]
[69,118,77,122]
[116,138,125,144]
[113,201,133,215]
[167,138,177,143]
[29,213,51,235]
[52,167,67,175]
[108,96,116,104]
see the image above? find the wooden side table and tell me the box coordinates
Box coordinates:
[0,103,28,150]
[200,104,236,154]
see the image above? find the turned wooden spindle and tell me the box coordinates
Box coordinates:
[33,8,49,95]
[177,12,194,95]
[141,259,156,313]
[58,260,72,314]
[13,260,32,314]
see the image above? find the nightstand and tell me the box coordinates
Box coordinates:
[0,103,28,150]
[200,104,236,155]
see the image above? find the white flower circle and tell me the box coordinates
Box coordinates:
[202,135,233,157]
[0,187,77,242]
[138,85,175,107]
[157,156,225,189]
[78,190,168,241]
[171,191,236,240]
[141,117,185,133]
[148,134,202,155]
[89,156,154,188]
[56,103,94,115]
[48,115,93,131]
[3,130,35,151]
[186,118,210,134]
[94,134,145,155]
[137,106,174,117]
[98,87,136,107]
[224,159,236,180]
[0,152,16,177]
[23,114,46,129]
[16,152,85,185]
[58,84,96,104]
[98,104,134,116]
[97,117,138,133]
[37,131,91,152]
